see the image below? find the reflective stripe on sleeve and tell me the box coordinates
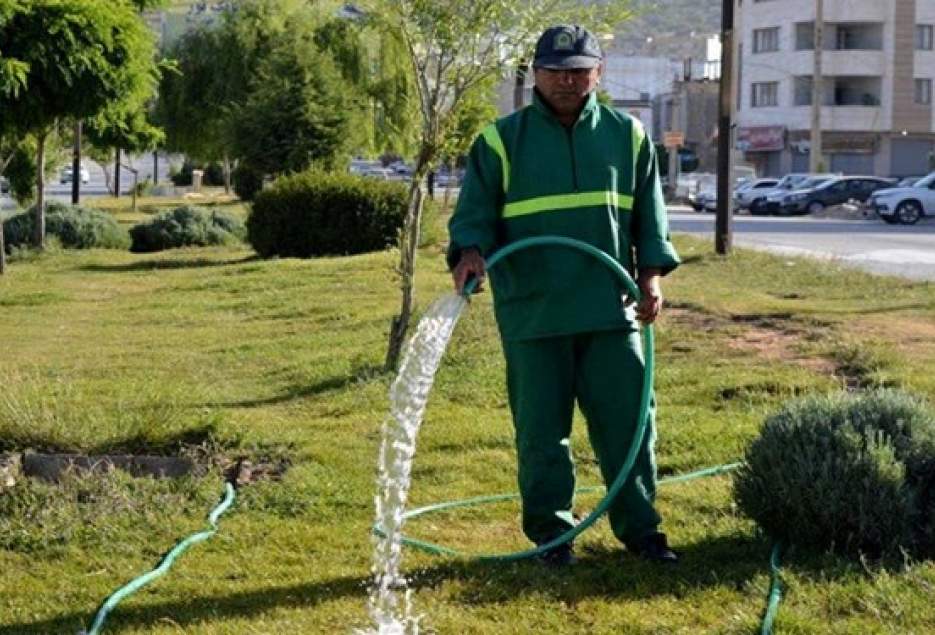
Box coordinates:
[503,190,634,219]
[481,124,510,194]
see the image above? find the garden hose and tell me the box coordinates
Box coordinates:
[81,482,237,635]
[376,236,785,631]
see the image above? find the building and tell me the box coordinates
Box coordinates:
[734,0,935,177]
[656,78,721,172]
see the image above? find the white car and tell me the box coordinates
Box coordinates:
[60,165,90,184]
[869,172,935,225]
[733,178,779,210]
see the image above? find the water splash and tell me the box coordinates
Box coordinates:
[360,294,468,635]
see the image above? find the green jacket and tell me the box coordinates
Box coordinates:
[447,90,680,341]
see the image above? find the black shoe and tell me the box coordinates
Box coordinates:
[626,532,678,564]
[536,541,576,567]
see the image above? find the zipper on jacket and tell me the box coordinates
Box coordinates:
[565,127,579,192]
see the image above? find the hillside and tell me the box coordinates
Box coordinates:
[616,0,723,59]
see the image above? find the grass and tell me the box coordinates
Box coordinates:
[1,222,935,633]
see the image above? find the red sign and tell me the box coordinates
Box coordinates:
[736,126,786,152]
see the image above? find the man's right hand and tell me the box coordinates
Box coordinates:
[452,247,486,295]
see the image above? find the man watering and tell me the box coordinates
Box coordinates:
[447,25,680,566]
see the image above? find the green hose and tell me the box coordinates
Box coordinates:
[82,482,236,635]
[760,542,785,635]
[451,236,655,560]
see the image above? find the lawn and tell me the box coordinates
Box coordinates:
[1,215,934,634]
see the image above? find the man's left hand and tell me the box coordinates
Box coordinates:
[636,268,663,324]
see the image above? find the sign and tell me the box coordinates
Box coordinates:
[736,126,785,152]
[663,131,685,148]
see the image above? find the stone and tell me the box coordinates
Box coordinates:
[0,453,22,490]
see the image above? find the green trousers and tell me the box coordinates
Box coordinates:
[502,329,661,545]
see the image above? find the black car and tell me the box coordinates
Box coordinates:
[777,176,896,215]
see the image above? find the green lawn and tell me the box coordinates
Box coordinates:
[1,226,934,634]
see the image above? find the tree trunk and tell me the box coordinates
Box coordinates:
[384,145,433,372]
[33,132,47,249]
[223,155,231,194]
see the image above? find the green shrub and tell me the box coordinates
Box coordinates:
[734,389,935,558]
[247,170,408,258]
[233,163,264,202]
[2,202,129,252]
[170,160,226,187]
[129,205,245,253]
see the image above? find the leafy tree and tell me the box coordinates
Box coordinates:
[156,22,240,191]
[366,0,632,370]
[157,0,369,190]
[230,28,358,175]
[0,0,160,248]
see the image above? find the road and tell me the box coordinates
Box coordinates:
[1,153,179,210]
[669,207,935,281]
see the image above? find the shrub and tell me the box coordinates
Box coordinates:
[734,389,935,558]
[2,202,129,252]
[233,163,264,202]
[129,205,245,253]
[169,160,226,187]
[247,171,408,258]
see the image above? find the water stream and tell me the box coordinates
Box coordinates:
[360,293,468,635]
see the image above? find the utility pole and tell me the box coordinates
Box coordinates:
[809,0,824,172]
[715,0,735,255]
[114,148,121,198]
[71,120,82,205]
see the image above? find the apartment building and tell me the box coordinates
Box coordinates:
[734,0,935,177]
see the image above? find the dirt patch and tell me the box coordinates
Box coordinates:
[666,305,838,378]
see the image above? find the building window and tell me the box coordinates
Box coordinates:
[753,27,780,53]
[918,25,934,50]
[793,76,812,106]
[916,79,933,106]
[796,22,815,50]
[752,82,779,107]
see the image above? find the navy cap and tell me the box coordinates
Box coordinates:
[533,25,603,70]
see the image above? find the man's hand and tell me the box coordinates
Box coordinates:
[452,247,486,295]
[636,268,663,323]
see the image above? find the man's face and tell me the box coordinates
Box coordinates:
[534,64,603,117]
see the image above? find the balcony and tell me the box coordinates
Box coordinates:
[793,76,883,107]
[795,22,884,51]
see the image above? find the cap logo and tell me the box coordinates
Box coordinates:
[554,31,575,51]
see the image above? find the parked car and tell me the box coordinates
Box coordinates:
[894,176,926,188]
[749,173,837,215]
[869,172,935,225]
[60,164,90,184]
[733,178,780,211]
[777,176,895,215]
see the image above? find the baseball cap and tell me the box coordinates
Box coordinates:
[533,25,603,70]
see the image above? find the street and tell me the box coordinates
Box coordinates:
[669,207,935,281]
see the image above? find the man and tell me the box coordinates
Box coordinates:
[447,25,680,566]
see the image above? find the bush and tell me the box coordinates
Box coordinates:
[2,202,129,252]
[734,389,935,558]
[247,171,408,258]
[129,205,245,253]
[233,163,264,202]
[170,160,226,187]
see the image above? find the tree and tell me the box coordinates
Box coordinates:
[0,0,160,248]
[157,0,370,191]
[367,0,632,370]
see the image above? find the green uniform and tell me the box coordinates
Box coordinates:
[447,90,679,545]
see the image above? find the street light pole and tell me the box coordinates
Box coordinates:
[809,0,824,172]
[715,0,735,255]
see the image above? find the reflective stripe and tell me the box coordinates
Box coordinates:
[481,124,510,193]
[503,191,634,219]
[631,117,646,163]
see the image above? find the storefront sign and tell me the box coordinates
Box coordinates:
[736,126,786,152]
